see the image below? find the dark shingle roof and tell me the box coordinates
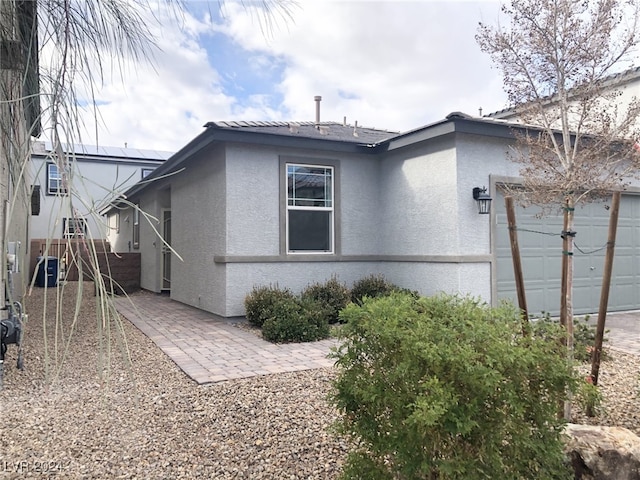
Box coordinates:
[205,120,398,145]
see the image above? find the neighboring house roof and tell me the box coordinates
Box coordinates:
[103,113,529,215]
[32,141,174,163]
[486,66,640,119]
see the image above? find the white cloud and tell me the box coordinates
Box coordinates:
[52,0,509,151]
[216,0,508,130]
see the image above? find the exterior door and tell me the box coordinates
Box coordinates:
[161,209,171,291]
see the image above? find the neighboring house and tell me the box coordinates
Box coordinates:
[488,67,640,125]
[30,141,172,243]
[104,111,640,318]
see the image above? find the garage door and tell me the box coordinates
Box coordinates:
[495,191,640,316]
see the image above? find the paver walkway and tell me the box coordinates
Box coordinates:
[114,293,339,384]
[593,310,640,356]
[115,292,640,385]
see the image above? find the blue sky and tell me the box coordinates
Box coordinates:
[70,0,509,152]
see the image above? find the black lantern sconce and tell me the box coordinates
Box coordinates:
[472,187,492,215]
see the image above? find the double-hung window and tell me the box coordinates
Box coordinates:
[63,218,86,238]
[47,163,67,195]
[286,164,334,253]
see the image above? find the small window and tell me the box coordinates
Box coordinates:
[47,163,67,195]
[141,168,154,179]
[286,164,334,253]
[63,218,86,238]
[132,204,140,249]
[31,185,41,215]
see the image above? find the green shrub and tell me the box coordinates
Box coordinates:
[331,293,577,480]
[301,276,351,324]
[576,376,603,417]
[262,297,330,343]
[573,314,610,363]
[244,285,297,327]
[350,274,397,305]
[533,312,608,363]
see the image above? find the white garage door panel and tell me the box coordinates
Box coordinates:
[496,193,640,315]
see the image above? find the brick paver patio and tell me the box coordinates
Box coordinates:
[114,293,339,384]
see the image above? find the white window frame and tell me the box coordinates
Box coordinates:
[63,217,86,238]
[286,163,334,254]
[109,212,120,234]
[132,204,140,249]
[47,163,67,195]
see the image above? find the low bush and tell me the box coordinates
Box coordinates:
[244,285,297,328]
[533,312,608,362]
[331,293,577,479]
[262,297,330,343]
[301,276,351,324]
[577,375,603,417]
[350,274,397,305]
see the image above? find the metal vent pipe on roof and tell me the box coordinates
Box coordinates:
[314,96,322,126]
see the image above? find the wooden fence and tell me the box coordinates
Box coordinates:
[30,239,140,294]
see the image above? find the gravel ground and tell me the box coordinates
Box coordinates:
[1,282,639,479]
[0,284,347,479]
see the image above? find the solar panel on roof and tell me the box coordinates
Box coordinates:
[41,141,173,160]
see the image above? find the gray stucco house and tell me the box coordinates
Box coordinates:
[104,112,640,318]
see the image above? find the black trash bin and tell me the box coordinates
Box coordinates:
[36,256,58,287]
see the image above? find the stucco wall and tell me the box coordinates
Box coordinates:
[336,154,381,255]
[170,146,227,313]
[0,72,31,303]
[455,133,520,255]
[225,262,385,317]
[379,136,460,256]
[222,261,492,318]
[171,135,520,317]
[225,145,280,256]
[222,145,381,257]
[210,136,504,317]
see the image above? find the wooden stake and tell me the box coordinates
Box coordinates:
[561,197,575,420]
[505,196,529,333]
[560,202,569,331]
[590,191,620,387]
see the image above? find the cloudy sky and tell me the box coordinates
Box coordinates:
[68,0,508,153]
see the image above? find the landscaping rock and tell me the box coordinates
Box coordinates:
[565,423,640,480]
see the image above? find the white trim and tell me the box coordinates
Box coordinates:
[160,208,171,291]
[47,163,66,195]
[285,163,335,254]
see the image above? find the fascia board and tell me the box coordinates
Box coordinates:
[383,118,519,152]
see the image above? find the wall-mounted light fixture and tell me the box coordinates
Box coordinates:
[472,187,492,215]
